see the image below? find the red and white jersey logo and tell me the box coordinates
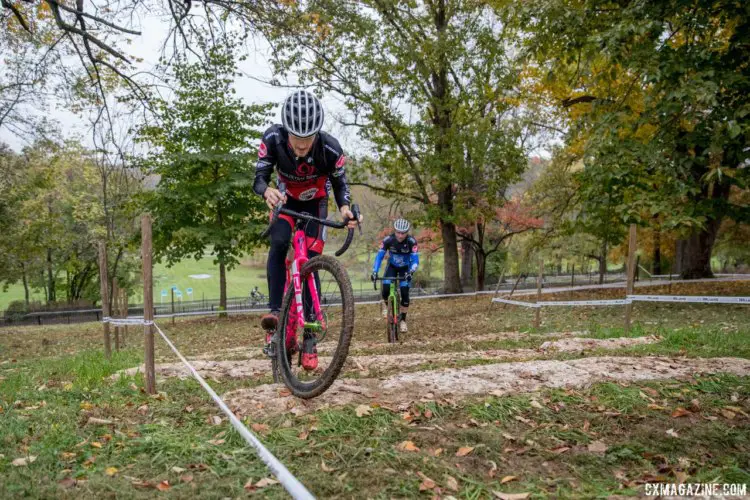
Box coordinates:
[335,154,346,168]
[412,244,418,253]
[258,141,268,158]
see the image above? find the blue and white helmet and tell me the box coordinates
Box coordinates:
[393,218,410,232]
[281,90,325,138]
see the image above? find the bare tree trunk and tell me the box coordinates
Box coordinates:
[47,248,55,303]
[461,239,474,287]
[599,240,607,285]
[474,250,487,291]
[653,223,662,275]
[21,263,29,307]
[219,261,227,310]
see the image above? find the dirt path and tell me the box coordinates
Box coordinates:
[119,336,661,381]
[223,355,750,419]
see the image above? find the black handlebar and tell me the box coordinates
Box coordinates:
[259,184,361,257]
[371,274,411,290]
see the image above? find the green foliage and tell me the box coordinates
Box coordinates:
[259,0,532,291]
[136,36,272,283]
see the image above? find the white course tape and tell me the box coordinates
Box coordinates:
[538,299,631,306]
[628,295,750,304]
[492,298,539,308]
[152,322,315,500]
[102,317,154,326]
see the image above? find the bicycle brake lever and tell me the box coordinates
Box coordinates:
[351,203,362,235]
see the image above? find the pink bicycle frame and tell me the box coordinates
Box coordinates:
[283,227,325,343]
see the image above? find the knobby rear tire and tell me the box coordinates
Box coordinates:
[276,255,354,399]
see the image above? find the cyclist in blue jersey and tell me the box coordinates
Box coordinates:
[370,218,419,333]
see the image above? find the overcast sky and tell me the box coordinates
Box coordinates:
[1,13,363,154]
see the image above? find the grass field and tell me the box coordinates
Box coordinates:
[1,280,748,498]
[0,245,419,310]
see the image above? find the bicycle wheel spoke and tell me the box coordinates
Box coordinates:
[277,255,353,398]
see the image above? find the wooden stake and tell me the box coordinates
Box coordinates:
[624,224,637,333]
[98,242,111,359]
[534,259,543,328]
[142,214,156,395]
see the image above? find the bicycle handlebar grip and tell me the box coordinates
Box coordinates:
[259,183,286,238]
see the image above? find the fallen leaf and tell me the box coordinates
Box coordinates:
[417,472,436,490]
[582,420,590,432]
[12,456,37,467]
[105,467,118,476]
[355,405,372,417]
[132,480,153,488]
[60,452,76,460]
[648,404,667,411]
[550,446,570,455]
[80,402,93,410]
[180,474,193,483]
[455,446,474,457]
[129,383,138,391]
[321,460,336,472]
[171,466,186,473]
[530,399,543,409]
[689,399,701,412]
[587,441,607,453]
[210,416,222,426]
[501,475,517,484]
[666,428,679,438]
[91,442,103,449]
[278,388,292,397]
[137,405,149,415]
[208,439,225,446]
[671,408,691,418]
[445,475,459,491]
[493,492,530,500]
[255,478,279,488]
[298,431,309,440]
[429,448,443,457]
[397,441,419,452]
[183,405,194,413]
[251,423,270,434]
[156,480,170,491]
[488,460,498,478]
[721,409,736,420]
[424,409,433,419]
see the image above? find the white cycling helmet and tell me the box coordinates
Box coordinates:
[281,90,325,138]
[393,218,410,232]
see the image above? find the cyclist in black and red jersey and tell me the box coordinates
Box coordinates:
[254,90,361,343]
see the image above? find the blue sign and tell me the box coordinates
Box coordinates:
[160,290,167,297]
[171,285,178,291]
[186,288,193,295]
[176,290,183,298]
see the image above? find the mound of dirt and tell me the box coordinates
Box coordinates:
[223,356,750,419]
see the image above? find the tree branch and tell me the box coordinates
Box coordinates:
[349,181,425,203]
[1,0,30,31]
[561,95,598,107]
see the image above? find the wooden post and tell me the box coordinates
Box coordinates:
[98,242,112,359]
[142,214,156,395]
[486,268,505,313]
[112,278,120,351]
[171,288,175,325]
[534,259,544,328]
[624,224,637,333]
[122,288,129,347]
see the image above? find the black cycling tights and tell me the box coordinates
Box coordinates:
[267,197,327,315]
